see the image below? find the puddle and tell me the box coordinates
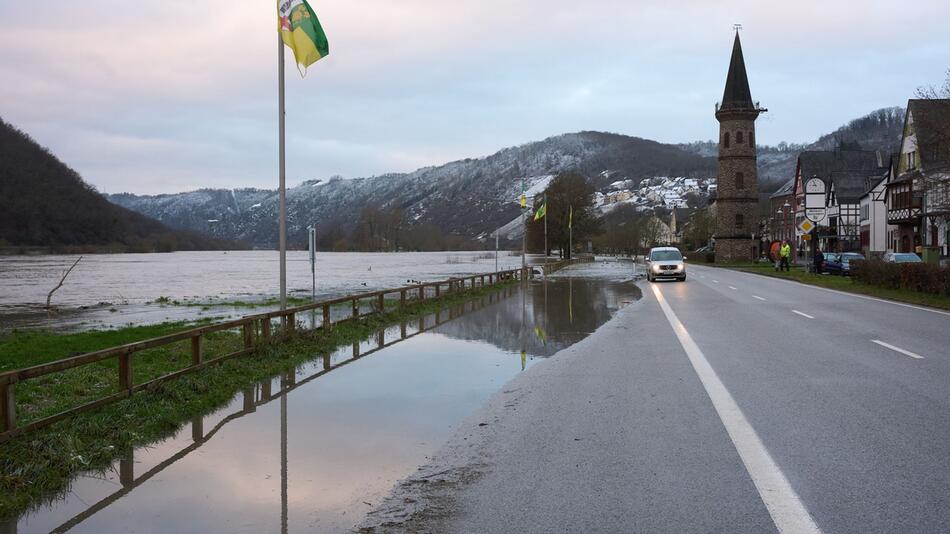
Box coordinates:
[7,270,639,533]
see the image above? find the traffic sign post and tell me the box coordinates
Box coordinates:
[804,177,827,223]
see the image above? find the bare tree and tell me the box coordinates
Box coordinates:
[46,256,82,310]
[915,69,950,99]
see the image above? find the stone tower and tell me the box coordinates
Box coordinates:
[714,32,764,263]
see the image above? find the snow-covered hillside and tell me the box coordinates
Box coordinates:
[109,132,717,248]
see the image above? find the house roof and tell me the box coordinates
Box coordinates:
[798,150,882,186]
[770,178,795,199]
[830,171,875,204]
[719,33,754,111]
[907,99,950,170]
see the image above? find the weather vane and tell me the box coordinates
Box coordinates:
[734,23,743,32]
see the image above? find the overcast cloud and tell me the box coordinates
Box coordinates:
[1,0,948,194]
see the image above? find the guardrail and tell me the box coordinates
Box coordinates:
[0,267,529,443]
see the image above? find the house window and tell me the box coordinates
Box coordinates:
[724,132,730,148]
[736,172,745,189]
[737,131,744,145]
[735,213,744,230]
[908,151,917,170]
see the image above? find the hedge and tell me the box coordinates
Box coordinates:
[850,260,950,296]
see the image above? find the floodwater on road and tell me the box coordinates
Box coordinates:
[7,263,639,534]
[0,251,545,332]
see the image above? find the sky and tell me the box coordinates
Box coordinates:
[1,1,948,195]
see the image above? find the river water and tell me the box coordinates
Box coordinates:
[6,262,639,534]
[0,251,540,331]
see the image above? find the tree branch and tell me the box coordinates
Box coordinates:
[46,256,83,310]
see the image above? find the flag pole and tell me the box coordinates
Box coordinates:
[521,177,526,276]
[569,205,573,260]
[543,192,548,261]
[278,33,288,316]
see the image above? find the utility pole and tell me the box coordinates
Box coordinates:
[521,176,527,276]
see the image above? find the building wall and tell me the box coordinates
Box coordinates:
[715,112,760,263]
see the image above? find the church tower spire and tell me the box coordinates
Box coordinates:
[714,31,766,263]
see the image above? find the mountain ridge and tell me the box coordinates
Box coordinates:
[107,107,905,249]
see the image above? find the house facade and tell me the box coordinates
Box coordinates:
[886,99,950,259]
[859,169,892,257]
[793,150,883,254]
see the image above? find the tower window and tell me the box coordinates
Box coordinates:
[736,172,745,189]
[749,131,754,147]
[735,213,744,230]
[724,132,730,148]
[737,131,744,144]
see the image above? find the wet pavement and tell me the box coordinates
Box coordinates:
[7,264,638,533]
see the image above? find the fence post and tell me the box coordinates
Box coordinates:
[419,286,425,301]
[119,351,133,392]
[352,299,359,319]
[377,330,385,348]
[0,383,15,433]
[120,449,134,488]
[377,293,385,313]
[191,335,202,366]
[261,318,271,340]
[400,321,407,339]
[243,322,253,348]
[400,289,406,308]
[287,314,296,334]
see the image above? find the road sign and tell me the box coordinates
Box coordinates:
[802,234,812,241]
[798,219,815,235]
[804,177,827,223]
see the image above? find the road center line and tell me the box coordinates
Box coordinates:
[871,340,923,360]
[651,285,821,534]
[792,310,815,319]
[712,280,720,284]
[729,286,738,291]
[753,295,767,301]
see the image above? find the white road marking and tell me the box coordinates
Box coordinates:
[712,280,720,284]
[691,265,950,317]
[871,340,923,360]
[729,286,738,291]
[651,285,821,534]
[753,295,767,301]
[792,310,815,319]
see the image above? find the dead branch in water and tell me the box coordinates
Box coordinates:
[46,256,83,310]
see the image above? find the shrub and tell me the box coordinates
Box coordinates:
[851,259,950,296]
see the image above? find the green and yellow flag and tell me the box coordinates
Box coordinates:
[533,202,546,221]
[278,0,329,73]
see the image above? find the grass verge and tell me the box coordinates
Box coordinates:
[707,262,950,311]
[0,280,517,519]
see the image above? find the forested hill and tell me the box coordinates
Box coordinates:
[0,118,240,253]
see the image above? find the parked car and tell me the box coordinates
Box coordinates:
[824,252,865,275]
[646,247,686,282]
[882,252,923,263]
[820,253,840,273]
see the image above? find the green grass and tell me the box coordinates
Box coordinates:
[708,262,950,311]
[0,280,517,519]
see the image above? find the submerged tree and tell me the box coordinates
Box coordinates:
[526,172,602,258]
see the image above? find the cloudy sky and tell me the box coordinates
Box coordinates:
[1,1,948,195]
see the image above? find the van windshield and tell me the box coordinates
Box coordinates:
[651,250,683,261]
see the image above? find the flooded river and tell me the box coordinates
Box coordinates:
[0,251,541,331]
[7,263,639,533]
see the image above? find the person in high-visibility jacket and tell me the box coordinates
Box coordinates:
[779,240,792,271]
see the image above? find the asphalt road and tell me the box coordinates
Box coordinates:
[361,266,950,534]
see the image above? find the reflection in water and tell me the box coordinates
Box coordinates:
[10,275,638,534]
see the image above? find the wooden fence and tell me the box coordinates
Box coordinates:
[537,256,595,276]
[0,267,529,443]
